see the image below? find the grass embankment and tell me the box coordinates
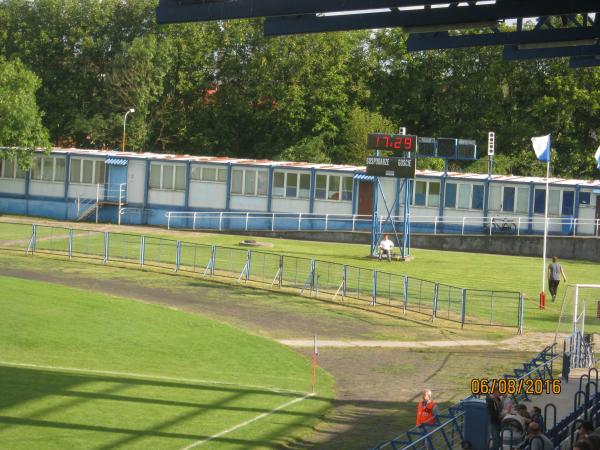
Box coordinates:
[0,275,334,450]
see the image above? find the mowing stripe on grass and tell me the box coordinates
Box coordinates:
[0,361,308,395]
[180,392,315,450]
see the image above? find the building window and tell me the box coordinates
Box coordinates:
[230,168,268,196]
[428,182,440,207]
[516,187,529,214]
[286,172,298,197]
[315,175,327,199]
[534,188,561,215]
[272,171,311,199]
[471,185,484,210]
[190,165,227,183]
[562,191,574,215]
[489,185,502,211]
[31,156,66,182]
[299,173,310,199]
[579,191,591,206]
[70,158,104,185]
[458,184,471,209]
[414,180,439,207]
[148,163,186,191]
[0,157,25,179]
[313,174,352,202]
[273,172,285,197]
[445,183,457,208]
[502,187,515,212]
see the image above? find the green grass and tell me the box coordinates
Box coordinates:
[1,218,598,333]
[0,275,334,449]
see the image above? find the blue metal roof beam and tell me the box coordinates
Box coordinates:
[263,1,600,36]
[407,25,600,51]
[156,0,457,24]
[503,43,600,60]
[570,55,600,67]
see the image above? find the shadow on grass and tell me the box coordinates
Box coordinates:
[0,365,329,449]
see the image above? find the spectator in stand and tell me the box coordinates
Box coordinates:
[586,435,600,450]
[486,386,503,450]
[530,406,544,431]
[378,235,394,262]
[574,441,592,450]
[517,404,532,423]
[416,389,438,427]
[524,422,553,450]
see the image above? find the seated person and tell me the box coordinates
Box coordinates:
[530,406,544,431]
[378,235,394,261]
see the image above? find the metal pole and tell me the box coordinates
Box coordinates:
[68,228,73,259]
[103,231,109,264]
[278,255,283,288]
[193,212,197,230]
[96,183,100,224]
[372,270,377,306]
[140,235,145,266]
[342,265,347,300]
[118,183,123,226]
[461,288,467,328]
[541,158,550,296]
[122,108,135,152]
[432,283,439,321]
[175,240,181,272]
[403,275,408,314]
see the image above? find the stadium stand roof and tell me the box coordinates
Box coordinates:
[155,1,600,68]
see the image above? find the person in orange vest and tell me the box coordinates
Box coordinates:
[416,389,438,427]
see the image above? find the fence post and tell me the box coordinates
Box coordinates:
[489,217,493,236]
[193,212,197,231]
[118,183,123,226]
[461,288,467,328]
[325,214,328,231]
[298,213,302,231]
[26,224,37,254]
[518,293,524,335]
[245,212,249,231]
[278,255,283,288]
[342,265,347,300]
[68,228,73,259]
[271,213,275,231]
[352,215,356,232]
[461,217,465,235]
[517,217,521,236]
[372,270,377,306]
[434,216,438,235]
[211,245,216,276]
[218,212,223,231]
[103,231,110,264]
[96,183,100,224]
[246,250,251,281]
[432,283,439,321]
[311,259,316,292]
[140,236,145,266]
[175,240,181,272]
[167,212,171,230]
[403,276,408,314]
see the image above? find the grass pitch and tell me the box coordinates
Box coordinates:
[0,275,333,449]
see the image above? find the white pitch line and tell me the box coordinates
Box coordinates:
[180,392,315,450]
[0,360,307,395]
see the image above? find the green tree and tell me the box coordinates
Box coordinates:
[0,56,50,166]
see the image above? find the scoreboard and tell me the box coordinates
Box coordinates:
[365,155,416,178]
[367,133,417,155]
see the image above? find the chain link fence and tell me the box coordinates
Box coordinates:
[0,221,524,331]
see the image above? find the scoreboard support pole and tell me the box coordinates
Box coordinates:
[370,177,380,255]
[401,179,411,258]
[369,176,405,257]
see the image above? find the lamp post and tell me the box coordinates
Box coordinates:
[122,108,135,152]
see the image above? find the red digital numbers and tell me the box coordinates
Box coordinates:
[368,133,416,152]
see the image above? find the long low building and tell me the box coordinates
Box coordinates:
[0,148,599,236]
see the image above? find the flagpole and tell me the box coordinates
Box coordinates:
[541,155,550,299]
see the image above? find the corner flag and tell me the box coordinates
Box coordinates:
[531,135,551,162]
[595,145,600,169]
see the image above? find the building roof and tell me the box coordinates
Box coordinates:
[45,147,600,187]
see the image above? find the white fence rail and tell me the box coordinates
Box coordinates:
[164,211,600,237]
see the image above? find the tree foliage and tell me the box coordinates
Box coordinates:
[0,0,599,178]
[0,56,50,166]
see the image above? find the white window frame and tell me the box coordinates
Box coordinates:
[149,163,186,191]
[579,191,592,208]
[230,168,268,197]
[313,173,353,203]
[272,171,311,199]
[190,165,227,183]
[0,157,25,179]
[533,187,562,216]
[70,158,104,185]
[413,180,440,208]
[31,155,66,183]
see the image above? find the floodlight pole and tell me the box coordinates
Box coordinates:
[122,108,135,152]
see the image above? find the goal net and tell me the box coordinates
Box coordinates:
[555,284,600,368]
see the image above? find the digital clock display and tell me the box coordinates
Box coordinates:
[367,133,417,153]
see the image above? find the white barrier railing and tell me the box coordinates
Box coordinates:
[164,211,600,237]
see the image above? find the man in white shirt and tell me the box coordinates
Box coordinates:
[379,235,394,262]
